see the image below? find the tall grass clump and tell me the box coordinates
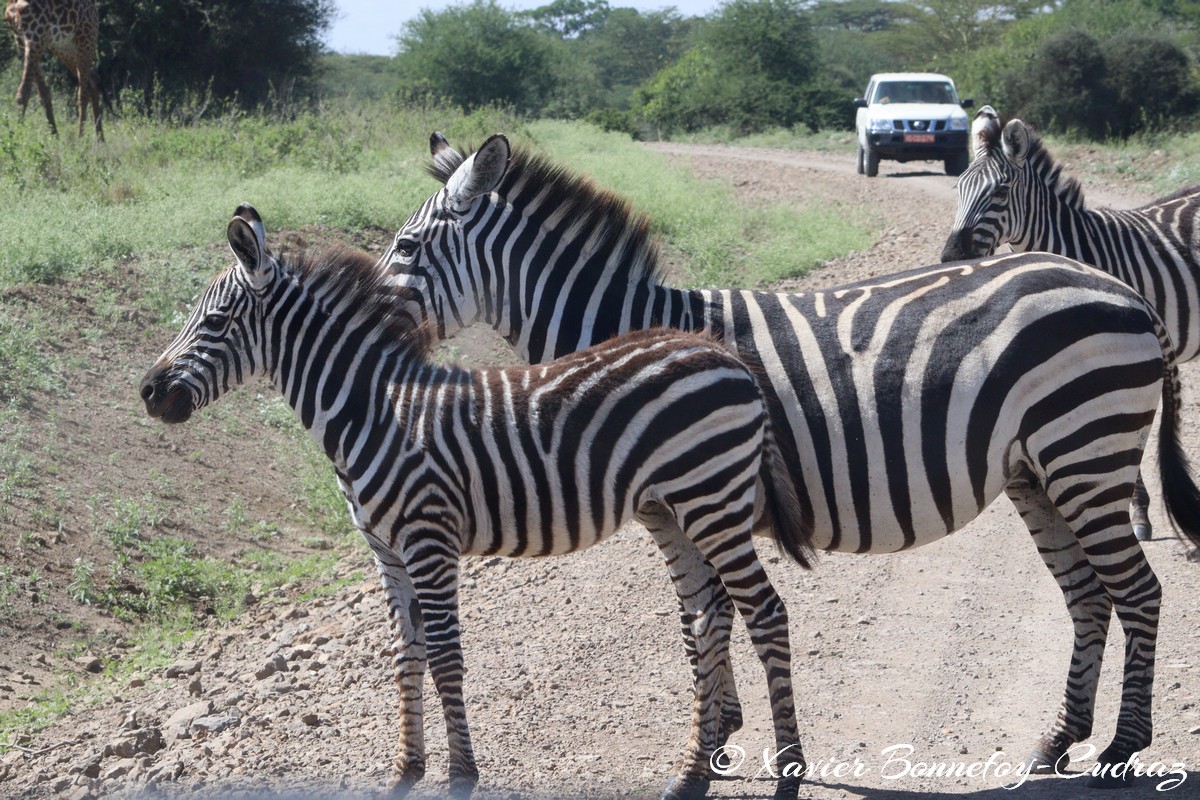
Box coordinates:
[0,99,526,290]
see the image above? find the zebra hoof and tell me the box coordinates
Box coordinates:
[1026,747,1067,774]
[1088,767,1137,789]
[772,774,803,799]
[447,777,477,799]
[1133,523,1152,541]
[389,759,426,798]
[1088,747,1139,789]
[661,774,710,800]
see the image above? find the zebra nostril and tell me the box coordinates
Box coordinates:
[140,383,155,402]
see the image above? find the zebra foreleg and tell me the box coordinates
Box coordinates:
[368,546,430,797]
[1005,480,1111,774]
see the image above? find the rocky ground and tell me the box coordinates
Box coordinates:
[2,146,1199,799]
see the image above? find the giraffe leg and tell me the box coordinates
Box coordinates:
[87,70,103,140]
[32,64,56,136]
[1005,477,1110,772]
[75,69,86,137]
[14,44,36,121]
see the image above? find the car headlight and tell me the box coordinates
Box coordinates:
[948,116,968,130]
[868,117,894,132]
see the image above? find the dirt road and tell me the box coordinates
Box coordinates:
[4,144,1198,799]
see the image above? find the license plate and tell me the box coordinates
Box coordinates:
[904,133,935,143]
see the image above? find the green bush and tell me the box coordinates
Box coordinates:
[1003,28,1112,139]
[1104,33,1197,139]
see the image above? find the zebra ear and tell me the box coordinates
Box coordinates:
[429,132,465,183]
[1000,119,1030,166]
[445,134,510,209]
[971,105,1001,159]
[227,213,271,289]
[232,203,267,254]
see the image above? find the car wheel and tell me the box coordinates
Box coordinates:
[945,151,969,177]
[855,144,865,175]
[865,146,880,178]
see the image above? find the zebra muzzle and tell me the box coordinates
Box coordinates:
[139,369,193,424]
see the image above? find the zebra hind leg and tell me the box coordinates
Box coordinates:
[1005,479,1111,774]
[1131,472,1152,541]
[368,549,430,797]
[1043,467,1162,787]
[407,550,479,797]
[678,513,805,800]
[644,511,734,800]
[670,594,745,750]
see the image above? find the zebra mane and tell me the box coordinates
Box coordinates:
[978,119,1087,209]
[279,244,434,357]
[428,140,666,289]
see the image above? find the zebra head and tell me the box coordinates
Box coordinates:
[379,132,511,339]
[941,107,1033,262]
[140,204,275,424]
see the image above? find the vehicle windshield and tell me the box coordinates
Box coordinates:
[872,81,959,105]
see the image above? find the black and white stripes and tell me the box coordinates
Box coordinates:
[140,204,813,800]
[941,107,1200,540]
[380,132,1200,787]
[943,107,1200,362]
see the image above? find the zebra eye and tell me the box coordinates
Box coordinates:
[393,238,418,260]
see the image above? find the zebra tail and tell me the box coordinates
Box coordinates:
[1157,346,1200,557]
[759,407,817,570]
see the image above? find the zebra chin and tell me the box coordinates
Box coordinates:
[139,370,195,425]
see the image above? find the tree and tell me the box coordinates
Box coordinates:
[395,0,555,113]
[634,0,820,134]
[98,0,335,112]
[521,0,611,38]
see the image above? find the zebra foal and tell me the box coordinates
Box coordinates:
[380,132,1200,788]
[942,106,1200,539]
[139,204,815,800]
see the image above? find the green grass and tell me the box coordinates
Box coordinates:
[1046,130,1200,197]
[0,100,527,289]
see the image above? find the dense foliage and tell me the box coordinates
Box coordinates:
[98,0,336,113]
[388,0,1200,141]
[2,0,1197,140]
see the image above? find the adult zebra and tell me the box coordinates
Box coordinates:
[140,205,814,800]
[379,132,1200,787]
[941,106,1200,540]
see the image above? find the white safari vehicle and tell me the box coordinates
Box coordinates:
[853,72,973,177]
